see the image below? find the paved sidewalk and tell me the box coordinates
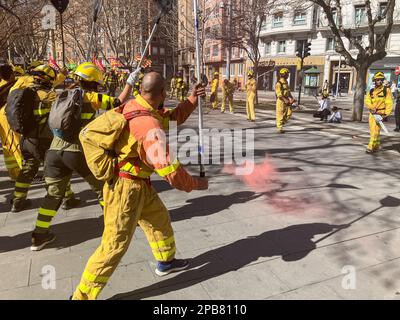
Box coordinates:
[1,99,400,300]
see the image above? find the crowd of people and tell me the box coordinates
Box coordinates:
[0,58,398,299]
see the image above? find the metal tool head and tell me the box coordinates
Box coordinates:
[155,0,174,14]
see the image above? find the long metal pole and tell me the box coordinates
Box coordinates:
[226,0,232,80]
[60,12,66,67]
[193,0,205,177]
[297,42,305,104]
[336,56,342,99]
[135,13,162,72]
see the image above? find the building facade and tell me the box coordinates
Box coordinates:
[258,0,400,94]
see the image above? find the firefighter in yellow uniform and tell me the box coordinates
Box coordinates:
[30,62,117,251]
[364,72,393,153]
[175,74,184,101]
[245,70,257,122]
[221,79,235,113]
[0,64,21,180]
[8,65,76,212]
[170,75,177,99]
[275,68,296,133]
[210,72,219,109]
[179,80,189,102]
[72,72,208,300]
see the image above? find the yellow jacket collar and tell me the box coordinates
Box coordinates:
[135,94,156,112]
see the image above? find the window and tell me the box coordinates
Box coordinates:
[230,63,235,76]
[293,11,307,25]
[326,38,335,51]
[160,47,165,55]
[212,44,219,57]
[264,42,271,55]
[379,2,387,21]
[355,6,366,25]
[238,63,243,76]
[277,41,286,53]
[152,46,158,55]
[273,12,283,28]
[332,9,338,24]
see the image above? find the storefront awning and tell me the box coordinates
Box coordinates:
[305,67,320,74]
[260,56,325,67]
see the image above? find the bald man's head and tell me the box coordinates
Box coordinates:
[141,72,166,96]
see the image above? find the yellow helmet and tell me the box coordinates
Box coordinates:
[214,71,219,77]
[32,65,56,81]
[27,60,44,71]
[372,72,385,81]
[74,62,104,85]
[279,68,290,76]
[248,70,254,77]
[12,66,25,76]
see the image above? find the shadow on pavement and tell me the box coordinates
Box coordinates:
[0,216,104,253]
[109,222,347,300]
[170,191,263,222]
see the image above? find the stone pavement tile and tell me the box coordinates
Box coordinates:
[173,224,239,254]
[290,259,400,300]
[0,213,7,227]
[170,208,237,233]
[68,235,102,254]
[0,277,73,300]
[0,258,31,291]
[29,251,91,286]
[201,263,290,300]
[114,247,228,300]
[320,232,400,266]
[143,282,211,300]
[267,282,342,300]
[2,211,37,228]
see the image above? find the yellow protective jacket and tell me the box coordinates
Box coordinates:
[246,78,257,95]
[275,78,291,101]
[365,86,393,116]
[222,81,235,96]
[211,78,219,94]
[170,77,176,89]
[115,94,200,192]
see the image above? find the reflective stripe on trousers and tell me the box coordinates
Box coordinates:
[72,177,175,300]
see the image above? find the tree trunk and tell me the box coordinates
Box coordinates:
[352,64,368,121]
[254,60,259,105]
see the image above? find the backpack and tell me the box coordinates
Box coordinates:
[48,88,84,142]
[0,80,16,107]
[6,86,39,135]
[79,106,151,182]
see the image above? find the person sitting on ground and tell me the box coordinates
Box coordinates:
[317,93,331,121]
[328,106,342,123]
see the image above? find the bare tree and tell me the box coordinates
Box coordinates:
[311,0,396,121]
[1,0,48,62]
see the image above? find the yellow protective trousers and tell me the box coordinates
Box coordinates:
[0,107,22,180]
[221,94,234,113]
[276,99,292,130]
[211,93,219,109]
[72,177,176,300]
[246,92,256,121]
[368,114,381,151]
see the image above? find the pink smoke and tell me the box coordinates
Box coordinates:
[223,158,319,215]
